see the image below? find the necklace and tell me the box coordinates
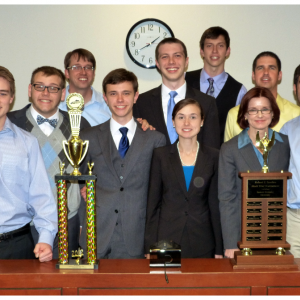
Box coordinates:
[177,141,199,166]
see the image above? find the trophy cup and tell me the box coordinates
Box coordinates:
[55,93,98,269]
[231,131,295,270]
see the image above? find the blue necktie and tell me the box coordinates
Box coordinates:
[167,91,178,144]
[118,127,129,158]
[206,78,214,97]
[37,115,58,128]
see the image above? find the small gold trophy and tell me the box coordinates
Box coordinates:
[62,93,89,176]
[255,131,275,173]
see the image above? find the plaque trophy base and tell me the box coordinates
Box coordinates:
[56,259,100,270]
[232,250,298,270]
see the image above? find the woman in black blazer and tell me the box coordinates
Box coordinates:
[144,98,223,258]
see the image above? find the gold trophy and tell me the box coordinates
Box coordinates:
[255,131,275,173]
[62,93,89,176]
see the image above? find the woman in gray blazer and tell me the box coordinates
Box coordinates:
[145,98,223,258]
[219,87,290,258]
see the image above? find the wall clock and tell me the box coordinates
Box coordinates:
[126,18,175,69]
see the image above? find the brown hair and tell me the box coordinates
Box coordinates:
[31,66,66,89]
[155,37,188,61]
[102,68,138,94]
[0,66,15,96]
[172,98,204,120]
[64,48,96,69]
[237,87,280,129]
[200,26,230,50]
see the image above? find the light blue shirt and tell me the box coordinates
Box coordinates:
[238,128,283,167]
[183,166,194,191]
[59,86,111,127]
[280,116,300,208]
[0,118,57,246]
[200,69,247,106]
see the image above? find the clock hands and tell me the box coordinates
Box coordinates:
[137,36,160,52]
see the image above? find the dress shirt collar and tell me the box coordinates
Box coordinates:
[30,104,60,124]
[110,117,136,136]
[162,81,186,100]
[238,127,283,149]
[200,69,227,86]
[1,117,16,135]
[65,85,96,107]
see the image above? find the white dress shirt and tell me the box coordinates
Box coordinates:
[161,82,187,124]
[30,105,60,136]
[110,117,137,150]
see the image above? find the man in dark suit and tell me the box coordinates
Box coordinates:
[79,69,166,259]
[133,37,220,149]
[185,27,247,144]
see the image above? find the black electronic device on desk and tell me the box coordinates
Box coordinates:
[150,240,181,268]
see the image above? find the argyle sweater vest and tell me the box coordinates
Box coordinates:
[25,109,80,219]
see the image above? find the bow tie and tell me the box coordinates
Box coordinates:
[37,115,58,128]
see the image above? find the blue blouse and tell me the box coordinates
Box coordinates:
[183,166,195,191]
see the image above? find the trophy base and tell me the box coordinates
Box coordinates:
[231,250,298,271]
[56,259,99,269]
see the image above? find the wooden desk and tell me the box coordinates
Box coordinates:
[0,258,300,295]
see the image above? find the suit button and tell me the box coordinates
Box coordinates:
[115,209,118,213]
[116,223,118,226]
[185,197,188,201]
[120,176,123,180]
[121,164,124,167]
[120,187,124,191]
[185,211,188,216]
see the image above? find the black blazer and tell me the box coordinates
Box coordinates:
[144,143,223,257]
[7,104,91,131]
[133,84,220,149]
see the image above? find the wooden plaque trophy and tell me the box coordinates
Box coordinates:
[232,132,297,270]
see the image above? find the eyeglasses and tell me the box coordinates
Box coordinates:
[247,108,272,115]
[32,84,61,93]
[67,65,94,72]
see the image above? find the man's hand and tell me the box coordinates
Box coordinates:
[136,118,156,131]
[34,243,53,262]
[215,254,223,259]
[81,186,87,202]
[145,254,150,259]
[224,249,239,258]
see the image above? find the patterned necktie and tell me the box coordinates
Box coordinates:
[167,91,178,144]
[37,115,58,128]
[118,127,129,158]
[206,78,214,97]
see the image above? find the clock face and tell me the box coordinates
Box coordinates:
[126,18,174,69]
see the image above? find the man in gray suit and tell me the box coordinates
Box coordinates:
[79,69,166,259]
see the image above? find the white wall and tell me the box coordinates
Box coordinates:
[1,5,300,110]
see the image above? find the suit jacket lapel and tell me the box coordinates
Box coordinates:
[185,84,197,99]
[268,141,282,171]
[169,143,188,197]
[151,86,171,144]
[122,122,149,182]
[98,121,120,182]
[239,143,262,171]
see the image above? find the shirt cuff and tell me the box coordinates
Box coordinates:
[37,229,55,249]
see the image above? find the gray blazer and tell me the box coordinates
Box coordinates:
[79,119,166,257]
[218,131,290,249]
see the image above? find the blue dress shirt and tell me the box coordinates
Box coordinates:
[238,128,283,167]
[280,116,300,209]
[200,69,247,106]
[0,118,57,246]
[59,86,111,127]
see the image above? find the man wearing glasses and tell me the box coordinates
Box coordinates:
[59,48,111,126]
[224,51,300,142]
[7,66,91,258]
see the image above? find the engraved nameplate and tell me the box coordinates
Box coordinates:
[247,209,262,213]
[246,230,261,234]
[247,216,262,220]
[268,208,283,213]
[268,215,283,220]
[268,201,283,206]
[268,229,282,234]
[247,202,262,206]
[247,237,261,241]
[268,236,282,240]
[268,222,283,227]
[247,179,283,199]
[246,223,262,227]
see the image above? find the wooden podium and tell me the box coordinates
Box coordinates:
[232,171,297,270]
